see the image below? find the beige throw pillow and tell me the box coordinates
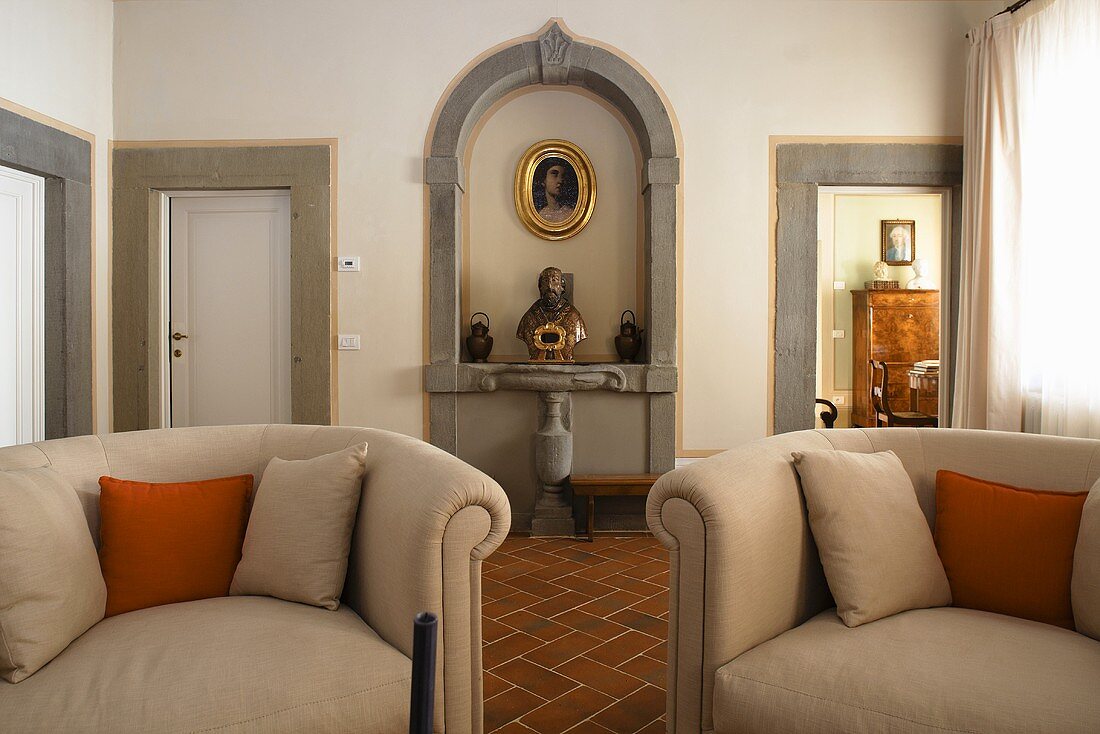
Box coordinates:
[792,449,951,627]
[0,467,107,682]
[231,443,367,609]
[1072,479,1100,640]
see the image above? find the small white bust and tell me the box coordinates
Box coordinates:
[907,258,935,289]
[872,260,889,281]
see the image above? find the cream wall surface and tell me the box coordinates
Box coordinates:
[468,89,638,361]
[111,0,1000,451]
[0,0,114,434]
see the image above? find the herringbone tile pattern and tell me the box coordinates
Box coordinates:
[482,535,668,734]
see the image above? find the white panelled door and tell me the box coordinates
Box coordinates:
[0,164,45,447]
[168,192,292,427]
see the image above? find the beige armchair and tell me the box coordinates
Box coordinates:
[647,428,1100,734]
[0,424,510,734]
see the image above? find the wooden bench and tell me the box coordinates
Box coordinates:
[568,474,664,542]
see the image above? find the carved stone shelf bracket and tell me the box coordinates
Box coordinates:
[425,363,676,395]
[477,364,625,392]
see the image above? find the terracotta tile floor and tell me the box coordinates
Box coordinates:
[482,534,668,734]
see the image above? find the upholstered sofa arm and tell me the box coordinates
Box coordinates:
[646,431,833,734]
[343,431,510,734]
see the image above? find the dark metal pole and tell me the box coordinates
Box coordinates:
[409,612,437,734]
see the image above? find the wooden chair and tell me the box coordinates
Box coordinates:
[870,360,937,427]
[815,398,838,429]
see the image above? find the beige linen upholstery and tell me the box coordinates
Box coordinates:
[0,596,410,733]
[231,443,368,609]
[0,425,510,734]
[714,607,1100,734]
[647,431,834,733]
[343,427,511,734]
[792,450,950,626]
[1074,480,1100,639]
[0,468,106,682]
[647,428,1100,734]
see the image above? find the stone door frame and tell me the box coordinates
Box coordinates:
[111,142,335,431]
[772,141,964,434]
[0,105,94,438]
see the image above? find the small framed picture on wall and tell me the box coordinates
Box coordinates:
[881,219,915,265]
[514,139,596,241]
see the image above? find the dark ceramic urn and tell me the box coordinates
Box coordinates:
[466,312,493,362]
[614,309,644,363]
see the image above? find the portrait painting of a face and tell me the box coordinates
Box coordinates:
[514,140,596,241]
[881,219,916,265]
[532,157,578,224]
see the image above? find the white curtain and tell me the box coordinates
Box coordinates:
[953,0,1100,438]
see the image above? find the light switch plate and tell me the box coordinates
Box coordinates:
[337,256,360,272]
[337,334,361,350]
[832,329,845,339]
[833,281,845,290]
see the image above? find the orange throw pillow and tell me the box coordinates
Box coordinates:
[98,474,253,617]
[934,470,1087,629]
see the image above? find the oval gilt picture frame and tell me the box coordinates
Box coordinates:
[514,139,596,241]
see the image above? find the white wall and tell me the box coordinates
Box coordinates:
[112,0,1000,450]
[0,0,114,434]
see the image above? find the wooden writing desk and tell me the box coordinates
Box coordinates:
[908,370,939,413]
[568,474,663,542]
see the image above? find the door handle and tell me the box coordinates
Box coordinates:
[172,332,189,341]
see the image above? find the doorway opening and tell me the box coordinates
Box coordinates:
[110,142,334,431]
[815,186,951,428]
[0,163,45,445]
[159,190,292,428]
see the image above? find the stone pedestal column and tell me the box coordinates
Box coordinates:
[532,391,575,536]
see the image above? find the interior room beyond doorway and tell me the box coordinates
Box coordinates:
[816,187,951,428]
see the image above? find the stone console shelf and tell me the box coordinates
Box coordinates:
[424,362,677,394]
[425,362,677,535]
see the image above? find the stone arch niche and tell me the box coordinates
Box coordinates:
[424,20,680,534]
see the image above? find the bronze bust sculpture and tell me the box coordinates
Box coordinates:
[516,267,587,362]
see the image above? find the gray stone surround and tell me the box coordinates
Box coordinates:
[111,145,333,431]
[773,143,963,435]
[0,107,93,438]
[424,21,680,533]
